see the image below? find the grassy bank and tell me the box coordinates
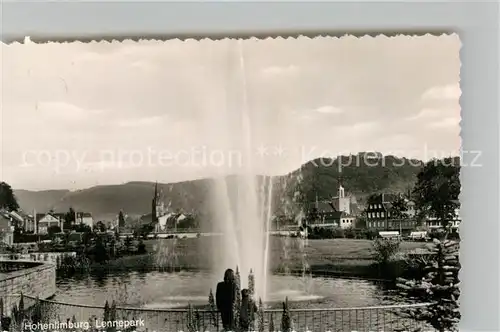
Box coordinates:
[87,237,427,279]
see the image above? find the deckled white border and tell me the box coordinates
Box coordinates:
[1,2,499,331]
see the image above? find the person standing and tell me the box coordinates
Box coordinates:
[216,269,237,331]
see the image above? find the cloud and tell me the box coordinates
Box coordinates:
[37,101,102,120]
[428,117,460,129]
[408,107,448,120]
[116,116,166,128]
[314,106,344,114]
[421,83,461,101]
[333,121,381,136]
[260,65,299,77]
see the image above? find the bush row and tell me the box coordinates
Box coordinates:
[305,226,378,240]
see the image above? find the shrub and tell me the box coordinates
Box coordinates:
[372,238,401,265]
[344,227,355,239]
[306,226,344,239]
[331,227,345,239]
[137,240,146,254]
[361,229,378,240]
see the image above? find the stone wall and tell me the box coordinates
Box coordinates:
[0,261,56,316]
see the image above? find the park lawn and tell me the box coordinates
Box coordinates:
[302,238,427,260]
[141,237,428,275]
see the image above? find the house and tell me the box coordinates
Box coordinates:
[425,207,461,230]
[165,213,192,231]
[365,193,417,232]
[17,209,39,233]
[36,213,63,234]
[405,200,417,218]
[0,209,25,230]
[336,212,356,229]
[76,212,94,229]
[330,184,361,216]
[23,214,35,232]
[7,210,24,225]
[307,199,356,229]
[0,214,14,246]
[16,210,37,232]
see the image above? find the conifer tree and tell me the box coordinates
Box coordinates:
[257,298,264,332]
[186,304,200,332]
[17,293,24,323]
[103,300,110,321]
[268,313,275,332]
[281,297,292,332]
[208,289,217,327]
[248,269,255,297]
[397,238,460,332]
[233,266,242,330]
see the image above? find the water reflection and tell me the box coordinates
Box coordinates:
[55,270,409,309]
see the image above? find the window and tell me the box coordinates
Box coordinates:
[376,212,380,218]
[379,204,382,209]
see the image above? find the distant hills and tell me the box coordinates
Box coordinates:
[14,153,431,223]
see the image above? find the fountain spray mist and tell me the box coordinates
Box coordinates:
[210,39,274,303]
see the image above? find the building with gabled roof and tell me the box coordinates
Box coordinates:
[0,214,14,246]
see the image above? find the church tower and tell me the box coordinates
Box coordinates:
[336,172,351,215]
[151,182,159,223]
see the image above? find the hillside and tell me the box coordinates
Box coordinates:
[13,154,426,223]
[14,189,70,213]
[294,153,424,202]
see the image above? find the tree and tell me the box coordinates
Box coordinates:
[281,297,293,332]
[390,196,408,219]
[118,210,126,228]
[93,236,109,263]
[0,182,19,211]
[74,224,92,234]
[64,207,76,229]
[94,221,106,233]
[412,158,460,229]
[397,239,460,332]
[355,216,367,229]
[365,193,381,206]
[47,225,61,236]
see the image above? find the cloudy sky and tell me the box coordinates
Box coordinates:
[1,35,461,190]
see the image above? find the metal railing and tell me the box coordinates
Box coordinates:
[4,295,436,332]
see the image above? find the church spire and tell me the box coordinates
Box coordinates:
[338,168,344,198]
[152,182,159,223]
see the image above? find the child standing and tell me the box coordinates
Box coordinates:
[240,289,258,331]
